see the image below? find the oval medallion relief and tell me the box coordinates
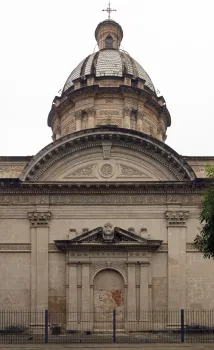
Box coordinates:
[99,163,115,178]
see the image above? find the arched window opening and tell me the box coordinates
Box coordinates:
[105,35,113,48]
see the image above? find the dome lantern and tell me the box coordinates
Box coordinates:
[95,19,123,50]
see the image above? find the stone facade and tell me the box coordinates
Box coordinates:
[0,15,214,332]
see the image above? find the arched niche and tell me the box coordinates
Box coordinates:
[93,268,125,327]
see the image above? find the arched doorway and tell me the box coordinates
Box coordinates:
[93,269,124,330]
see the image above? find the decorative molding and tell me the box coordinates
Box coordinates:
[0,244,31,252]
[157,243,168,252]
[120,165,143,177]
[139,261,150,266]
[186,243,199,252]
[28,211,52,227]
[105,98,114,103]
[48,243,60,252]
[165,211,189,226]
[66,164,94,177]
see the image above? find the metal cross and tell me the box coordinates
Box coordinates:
[102,2,117,19]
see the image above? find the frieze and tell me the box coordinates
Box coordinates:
[0,165,24,173]
[128,252,148,257]
[0,244,31,251]
[0,195,49,205]
[0,193,203,205]
[99,81,120,87]
[99,110,120,116]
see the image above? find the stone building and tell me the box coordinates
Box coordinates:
[0,14,214,329]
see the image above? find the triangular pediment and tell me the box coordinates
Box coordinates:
[55,223,163,251]
[70,225,147,244]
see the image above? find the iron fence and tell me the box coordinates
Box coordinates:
[0,309,214,344]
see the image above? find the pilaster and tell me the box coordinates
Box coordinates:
[28,211,51,312]
[123,107,131,129]
[74,111,82,131]
[139,262,149,318]
[86,108,96,128]
[166,211,189,310]
[81,263,91,312]
[127,262,136,319]
[136,112,143,132]
[68,262,78,313]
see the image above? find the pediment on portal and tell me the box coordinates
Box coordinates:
[54,223,162,250]
[20,127,196,182]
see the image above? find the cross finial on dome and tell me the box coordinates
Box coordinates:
[102,1,117,19]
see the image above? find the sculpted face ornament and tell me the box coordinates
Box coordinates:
[102,222,114,242]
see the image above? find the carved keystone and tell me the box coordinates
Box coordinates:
[102,141,112,160]
[165,211,189,226]
[28,211,51,227]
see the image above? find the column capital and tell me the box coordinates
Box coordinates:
[74,109,83,118]
[123,106,131,116]
[138,261,149,266]
[137,111,144,120]
[28,211,51,227]
[165,211,189,226]
[85,107,96,116]
[126,262,136,267]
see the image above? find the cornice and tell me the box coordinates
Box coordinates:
[54,241,162,252]
[19,127,195,182]
[0,180,208,194]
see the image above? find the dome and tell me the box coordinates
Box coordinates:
[63,49,155,93]
[48,17,171,144]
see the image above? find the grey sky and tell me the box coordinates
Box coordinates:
[0,0,213,156]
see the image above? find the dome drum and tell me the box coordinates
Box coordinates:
[49,85,169,142]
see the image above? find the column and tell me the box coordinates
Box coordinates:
[139,262,149,321]
[123,107,131,129]
[127,262,136,324]
[166,211,189,310]
[28,211,51,312]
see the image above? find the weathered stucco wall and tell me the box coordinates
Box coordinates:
[151,253,168,309]
[0,218,30,243]
[187,253,214,309]
[48,252,66,313]
[0,253,30,309]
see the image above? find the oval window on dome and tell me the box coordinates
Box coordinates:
[105,35,113,48]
